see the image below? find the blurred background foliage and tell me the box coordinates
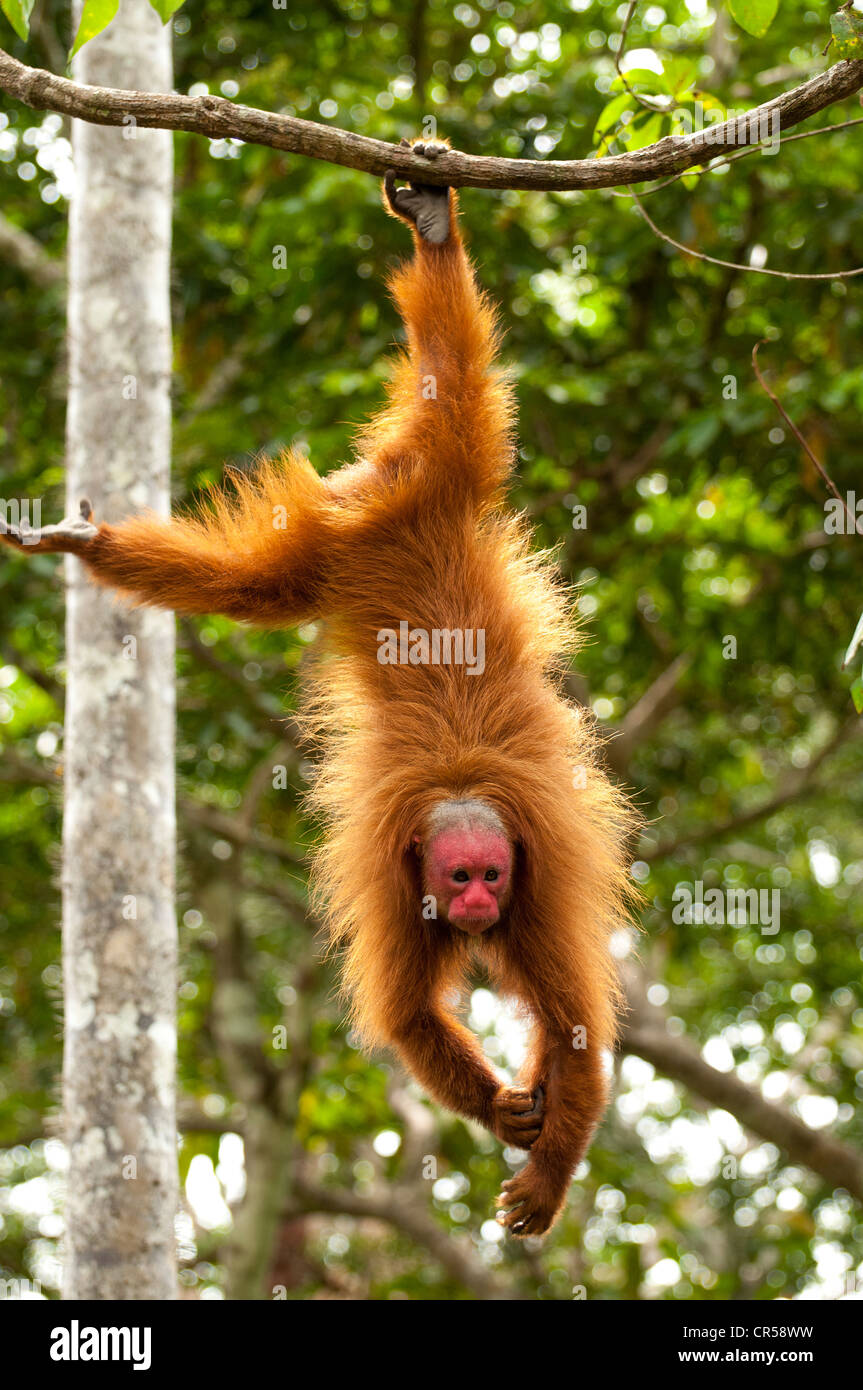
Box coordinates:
[0,0,862,1300]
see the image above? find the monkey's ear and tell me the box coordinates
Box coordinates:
[411,833,424,858]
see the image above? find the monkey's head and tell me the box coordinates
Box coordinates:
[415,798,513,935]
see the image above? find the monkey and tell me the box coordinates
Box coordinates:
[1,140,636,1236]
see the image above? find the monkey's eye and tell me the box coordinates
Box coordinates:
[484,869,499,882]
[452,870,469,883]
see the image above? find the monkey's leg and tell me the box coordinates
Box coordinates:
[0,456,332,626]
[371,143,515,503]
[496,1027,609,1237]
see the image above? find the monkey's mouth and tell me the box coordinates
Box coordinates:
[453,916,496,936]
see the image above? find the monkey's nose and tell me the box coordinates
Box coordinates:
[451,883,499,925]
[466,881,493,906]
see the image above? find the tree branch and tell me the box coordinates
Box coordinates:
[0,210,63,287]
[179,620,293,736]
[0,749,57,785]
[182,800,306,868]
[641,715,860,861]
[292,1178,517,1299]
[606,651,692,776]
[0,642,64,703]
[621,1023,863,1202]
[1,48,862,190]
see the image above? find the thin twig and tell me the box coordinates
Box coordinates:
[612,1,669,115]
[752,341,863,537]
[631,186,863,279]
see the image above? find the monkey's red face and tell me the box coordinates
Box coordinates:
[423,826,513,934]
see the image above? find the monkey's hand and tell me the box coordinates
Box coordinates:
[496,1151,566,1239]
[491,1084,544,1149]
[384,139,451,245]
[0,498,98,554]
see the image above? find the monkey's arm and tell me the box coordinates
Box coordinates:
[372,143,514,502]
[0,456,332,626]
[390,1002,543,1149]
[497,1025,608,1236]
[487,934,616,1235]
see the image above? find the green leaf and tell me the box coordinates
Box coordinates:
[70,0,121,57]
[593,93,633,143]
[660,58,698,98]
[0,0,35,41]
[623,112,665,152]
[851,675,863,715]
[610,68,667,96]
[727,0,780,39]
[831,6,863,60]
[699,92,728,116]
[149,0,186,20]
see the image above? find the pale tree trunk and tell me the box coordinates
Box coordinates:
[62,0,176,1300]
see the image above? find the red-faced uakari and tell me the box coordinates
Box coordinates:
[1,141,636,1236]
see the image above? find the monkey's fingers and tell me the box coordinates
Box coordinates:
[496,1177,530,1235]
[496,1086,534,1113]
[383,169,415,225]
[410,139,449,161]
[496,1174,555,1238]
[493,1086,545,1148]
[529,1084,545,1117]
[504,1111,543,1132]
[504,1120,543,1148]
[0,498,98,553]
[502,1208,552,1238]
[383,167,451,245]
[500,1085,545,1117]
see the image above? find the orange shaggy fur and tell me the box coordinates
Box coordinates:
[5,182,636,1236]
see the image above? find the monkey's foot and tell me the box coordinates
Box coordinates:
[496,1157,564,1238]
[0,498,98,553]
[384,139,451,245]
[491,1084,544,1149]
[409,139,449,161]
